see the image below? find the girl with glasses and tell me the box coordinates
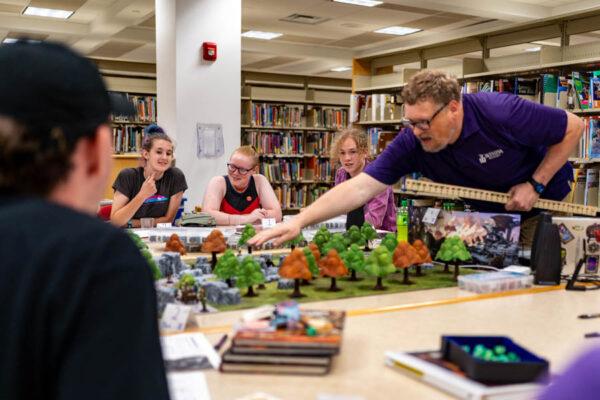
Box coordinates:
[110,124,188,228]
[202,146,282,225]
[331,129,397,231]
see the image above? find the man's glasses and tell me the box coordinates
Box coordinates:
[401,102,448,131]
[227,163,253,175]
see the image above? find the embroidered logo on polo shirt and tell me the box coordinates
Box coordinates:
[478,149,504,164]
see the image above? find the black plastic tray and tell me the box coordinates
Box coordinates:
[441,335,549,383]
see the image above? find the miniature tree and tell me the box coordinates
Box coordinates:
[304,243,322,285]
[413,239,433,277]
[301,247,320,283]
[126,231,162,280]
[381,233,398,253]
[360,221,378,250]
[312,226,332,256]
[214,249,240,288]
[364,246,396,290]
[323,233,348,257]
[202,229,227,271]
[393,242,420,285]
[165,233,186,255]
[345,225,366,248]
[177,273,197,303]
[320,249,348,292]
[284,231,306,251]
[279,249,312,298]
[341,244,366,281]
[236,255,265,297]
[238,223,257,254]
[435,236,472,281]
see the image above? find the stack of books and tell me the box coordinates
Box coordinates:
[220,310,345,375]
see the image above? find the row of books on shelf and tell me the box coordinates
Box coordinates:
[573,168,600,207]
[463,71,600,110]
[110,92,157,122]
[366,127,399,157]
[273,183,330,209]
[250,103,303,128]
[112,125,145,153]
[307,107,348,129]
[260,158,336,183]
[350,93,401,123]
[245,131,335,156]
[575,116,600,159]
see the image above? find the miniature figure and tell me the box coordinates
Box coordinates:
[177,273,197,303]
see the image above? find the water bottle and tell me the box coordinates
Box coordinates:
[397,200,409,242]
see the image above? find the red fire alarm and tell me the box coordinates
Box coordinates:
[202,42,217,61]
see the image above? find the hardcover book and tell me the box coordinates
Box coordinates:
[385,350,545,400]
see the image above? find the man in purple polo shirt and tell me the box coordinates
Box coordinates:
[248,70,584,248]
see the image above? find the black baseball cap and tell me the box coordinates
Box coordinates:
[0,40,133,147]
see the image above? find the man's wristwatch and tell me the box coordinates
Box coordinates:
[528,177,545,195]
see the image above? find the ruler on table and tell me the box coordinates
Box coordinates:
[404,179,598,216]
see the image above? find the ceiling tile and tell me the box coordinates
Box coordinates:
[88,41,145,58]
[326,32,392,48]
[244,56,303,69]
[376,3,438,15]
[0,3,24,14]
[138,14,155,28]
[403,15,466,30]
[6,31,48,41]
[29,0,87,11]
[274,34,330,45]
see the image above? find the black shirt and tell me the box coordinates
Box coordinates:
[0,196,170,400]
[113,167,188,219]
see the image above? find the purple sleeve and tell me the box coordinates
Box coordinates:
[334,167,346,186]
[363,130,419,185]
[364,186,394,229]
[476,92,568,147]
[538,347,600,400]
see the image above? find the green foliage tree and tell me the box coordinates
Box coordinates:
[344,225,366,247]
[312,226,331,256]
[323,233,348,257]
[360,221,378,250]
[301,247,320,279]
[342,244,366,281]
[381,233,398,253]
[284,231,306,251]
[435,236,472,281]
[236,255,265,297]
[214,249,240,288]
[364,246,396,290]
[127,230,148,249]
[239,223,257,254]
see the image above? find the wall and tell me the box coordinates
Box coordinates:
[156,0,241,210]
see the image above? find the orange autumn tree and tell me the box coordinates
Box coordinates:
[202,230,227,271]
[279,249,312,298]
[413,239,433,276]
[165,233,186,255]
[393,242,420,285]
[303,243,322,285]
[320,249,348,292]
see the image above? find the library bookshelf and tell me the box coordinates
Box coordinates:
[241,72,351,212]
[350,10,600,210]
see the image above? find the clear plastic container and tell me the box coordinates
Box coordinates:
[458,271,534,294]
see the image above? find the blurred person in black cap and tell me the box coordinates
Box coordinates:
[0,41,170,399]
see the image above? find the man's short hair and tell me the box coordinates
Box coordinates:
[402,70,462,106]
[0,41,131,196]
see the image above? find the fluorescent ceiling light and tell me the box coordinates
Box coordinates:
[375,26,421,36]
[23,6,73,19]
[333,0,383,6]
[331,66,352,72]
[525,46,541,52]
[2,38,42,44]
[242,30,283,40]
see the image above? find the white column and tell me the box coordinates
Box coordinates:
[156,0,241,210]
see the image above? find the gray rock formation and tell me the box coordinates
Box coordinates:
[277,278,295,289]
[201,280,241,305]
